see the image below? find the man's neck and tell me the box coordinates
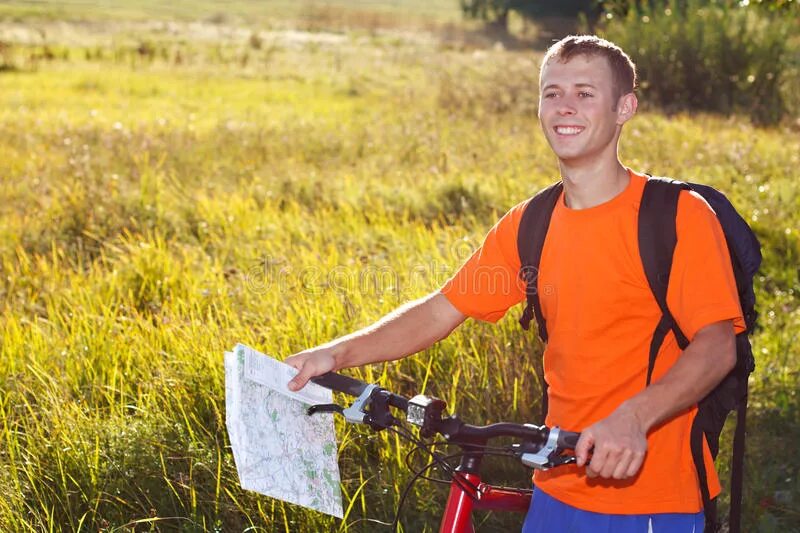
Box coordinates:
[559,159,630,209]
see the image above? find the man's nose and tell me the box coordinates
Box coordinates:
[557,97,577,116]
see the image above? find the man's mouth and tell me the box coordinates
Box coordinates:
[554,126,584,136]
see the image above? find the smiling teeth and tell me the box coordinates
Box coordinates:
[556,126,582,135]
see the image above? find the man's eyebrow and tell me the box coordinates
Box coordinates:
[541,82,597,91]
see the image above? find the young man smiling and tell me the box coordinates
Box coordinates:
[287,35,744,532]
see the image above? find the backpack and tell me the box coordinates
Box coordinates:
[517,175,761,533]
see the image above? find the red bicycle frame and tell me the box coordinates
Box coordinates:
[438,453,532,533]
[440,473,531,533]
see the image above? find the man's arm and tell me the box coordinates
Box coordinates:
[286,292,466,391]
[574,319,736,479]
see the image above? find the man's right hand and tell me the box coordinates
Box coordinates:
[285,348,337,391]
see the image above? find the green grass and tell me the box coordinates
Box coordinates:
[0,0,462,26]
[0,16,798,533]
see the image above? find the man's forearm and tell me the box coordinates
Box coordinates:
[287,292,465,391]
[326,292,465,370]
[576,320,737,477]
[625,320,737,432]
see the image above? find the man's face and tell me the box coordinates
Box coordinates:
[538,54,634,166]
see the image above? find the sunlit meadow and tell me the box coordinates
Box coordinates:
[0,3,798,531]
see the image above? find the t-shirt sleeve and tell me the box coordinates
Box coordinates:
[667,190,746,340]
[440,200,528,323]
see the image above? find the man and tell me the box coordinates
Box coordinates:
[286,35,744,532]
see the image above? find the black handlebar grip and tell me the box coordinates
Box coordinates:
[557,430,580,450]
[310,372,368,398]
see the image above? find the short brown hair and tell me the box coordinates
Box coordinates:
[541,35,637,101]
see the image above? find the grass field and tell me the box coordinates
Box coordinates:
[0,0,460,21]
[0,2,799,531]
[0,0,463,34]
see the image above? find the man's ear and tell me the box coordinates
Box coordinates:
[616,92,638,125]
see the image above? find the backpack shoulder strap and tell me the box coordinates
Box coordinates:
[641,176,719,530]
[517,181,563,342]
[676,181,760,533]
[638,176,691,383]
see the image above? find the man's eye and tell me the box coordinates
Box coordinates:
[543,92,557,99]
[579,92,594,98]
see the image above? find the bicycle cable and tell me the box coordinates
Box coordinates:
[385,424,484,532]
[386,423,531,532]
[385,424,454,531]
[405,445,523,486]
[404,445,457,486]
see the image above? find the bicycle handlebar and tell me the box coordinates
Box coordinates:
[559,430,580,450]
[309,371,580,456]
[307,370,582,527]
[311,372,369,397]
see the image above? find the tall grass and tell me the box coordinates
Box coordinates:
[1,20,798,533]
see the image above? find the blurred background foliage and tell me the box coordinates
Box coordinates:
[459,0,800,125]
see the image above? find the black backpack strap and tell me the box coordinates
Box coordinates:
[517,181,563,423]
[638,176,691,385]
[517,181,563,342]
[640,176,721,532]
[686,182,759,533]
[691,422,719,531]
[728,395,748,533]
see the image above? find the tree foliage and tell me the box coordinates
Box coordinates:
[459,0,602,32]
[461,0,799,31]
[600,0,796,124]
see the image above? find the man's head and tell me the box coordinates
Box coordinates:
[541,35,637,109]
[537,35,638,167]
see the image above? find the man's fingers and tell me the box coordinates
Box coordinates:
[625,451,646,478]
[575,433,595,468]
[585,449,604,477]
[599,444,647,479]
[589,446,614,478]
[611,449,633,479]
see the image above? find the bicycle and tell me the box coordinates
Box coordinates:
[306,371,580,533]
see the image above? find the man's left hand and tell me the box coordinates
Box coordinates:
[574,403,648,479]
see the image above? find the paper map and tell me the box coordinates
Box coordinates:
[225,343,343,518]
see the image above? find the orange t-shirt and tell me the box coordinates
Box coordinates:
[441,169,745,514]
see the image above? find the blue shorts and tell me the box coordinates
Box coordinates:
[522,489,704,533]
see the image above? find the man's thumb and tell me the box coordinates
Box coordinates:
[288,368,310,392]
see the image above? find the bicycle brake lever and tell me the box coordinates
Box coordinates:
[307,403,344,416]
[519,449,578,471]
[307,383,382,426]
[548,454,578,468]
[517,426,581,471]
